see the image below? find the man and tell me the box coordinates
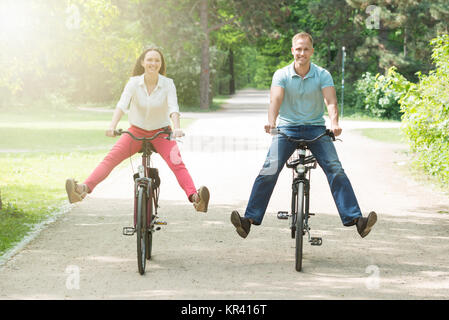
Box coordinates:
[231,32,377,239]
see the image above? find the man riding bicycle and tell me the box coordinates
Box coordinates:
[231,32,377,239]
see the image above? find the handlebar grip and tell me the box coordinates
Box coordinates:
[326,129,336,141]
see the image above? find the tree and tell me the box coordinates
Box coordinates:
[197,0,290,109]
[348,0,449,79]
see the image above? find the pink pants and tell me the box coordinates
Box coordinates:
[84,125,197,200]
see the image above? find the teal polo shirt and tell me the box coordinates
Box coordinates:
[271,62,334,126]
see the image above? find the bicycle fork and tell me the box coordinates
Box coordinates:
[277,179,322,246]
[122,165,166,236]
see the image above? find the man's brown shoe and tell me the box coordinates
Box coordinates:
[194,186,210,212]
[230,210,251,238]
[65,178,87,204]
[357,211,377,238]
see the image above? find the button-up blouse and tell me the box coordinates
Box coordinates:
[116,74,180,131]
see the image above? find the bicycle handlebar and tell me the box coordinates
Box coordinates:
[273,128,336,144]
[114,128,172,141]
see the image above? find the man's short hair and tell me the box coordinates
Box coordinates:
[292,32,313,47]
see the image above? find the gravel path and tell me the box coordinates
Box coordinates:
[1,89,449,300]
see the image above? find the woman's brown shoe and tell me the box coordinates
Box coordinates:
[193,186,210,213]
[65,178,87,204]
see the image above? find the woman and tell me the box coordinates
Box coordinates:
[65,47,210,212]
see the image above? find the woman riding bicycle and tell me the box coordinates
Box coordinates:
[65,47,210,213]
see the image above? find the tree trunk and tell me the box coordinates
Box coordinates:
[403,27,407,57]
[229,48,235,95]
[199,0,210,110]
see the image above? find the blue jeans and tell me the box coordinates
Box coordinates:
[244,125,362,226]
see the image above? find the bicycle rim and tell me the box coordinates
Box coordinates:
[295,182,305,272]
[137,187,147,275]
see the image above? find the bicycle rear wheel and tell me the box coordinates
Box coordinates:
[136,186,148,275]
[295,182,305,272]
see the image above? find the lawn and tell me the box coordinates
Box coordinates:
[356,127,406,144]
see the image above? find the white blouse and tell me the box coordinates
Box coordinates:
[116,74,180,131]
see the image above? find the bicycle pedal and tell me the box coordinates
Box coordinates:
[122,227,135,236]
[310,237,322,246]
[154,220,167,225]
[277,211,289,220]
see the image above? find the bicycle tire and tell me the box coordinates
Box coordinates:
[136,186,147,275]
[145,182,154,260]
[291,182,298,239]
[295,182,305,272]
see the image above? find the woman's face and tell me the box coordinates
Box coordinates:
[141,50,162,75]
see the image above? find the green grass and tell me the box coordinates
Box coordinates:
[179,95,230,112]
[356,127,406,144]
[0,102,197,256]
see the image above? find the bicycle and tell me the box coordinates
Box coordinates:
[275,128,337,272]
[115,127,172,275]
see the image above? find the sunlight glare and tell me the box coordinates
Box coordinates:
[0,1,35,40]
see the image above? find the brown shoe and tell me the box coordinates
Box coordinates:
[356,211,377,238]
[230,210,251,238]
[193,186,210,213]
[65,178,88,204]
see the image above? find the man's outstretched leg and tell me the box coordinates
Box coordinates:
[231,132,296,238]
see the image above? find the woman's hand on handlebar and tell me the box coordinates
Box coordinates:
[105,128,116,137]
[172,128,185,138]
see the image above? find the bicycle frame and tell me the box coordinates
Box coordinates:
[118,129,169,229]
[133,141,157,229]
[288,146,317,244]
[276,128,335,271]
[116,128,171,275]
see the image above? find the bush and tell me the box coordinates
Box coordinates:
[354,71,403,120]
[390,34,449,185]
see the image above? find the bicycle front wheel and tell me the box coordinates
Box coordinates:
[145,182,154,260]
[295,182,305,272]
[136,186,148,275]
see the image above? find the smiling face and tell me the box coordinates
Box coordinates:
[291,37,314,67]
[141,50,162,76]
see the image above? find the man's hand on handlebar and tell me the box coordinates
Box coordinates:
[330,124,342,137]
[265,123,276,134]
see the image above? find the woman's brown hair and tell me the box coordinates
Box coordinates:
[132,47,166,76]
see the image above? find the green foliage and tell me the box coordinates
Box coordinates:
[354,70,403,120]
[1,0,448,111]
[393,34,449,185]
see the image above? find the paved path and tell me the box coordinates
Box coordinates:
[1,89,449,300]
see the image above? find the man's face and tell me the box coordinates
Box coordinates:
[291,37,314,66]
